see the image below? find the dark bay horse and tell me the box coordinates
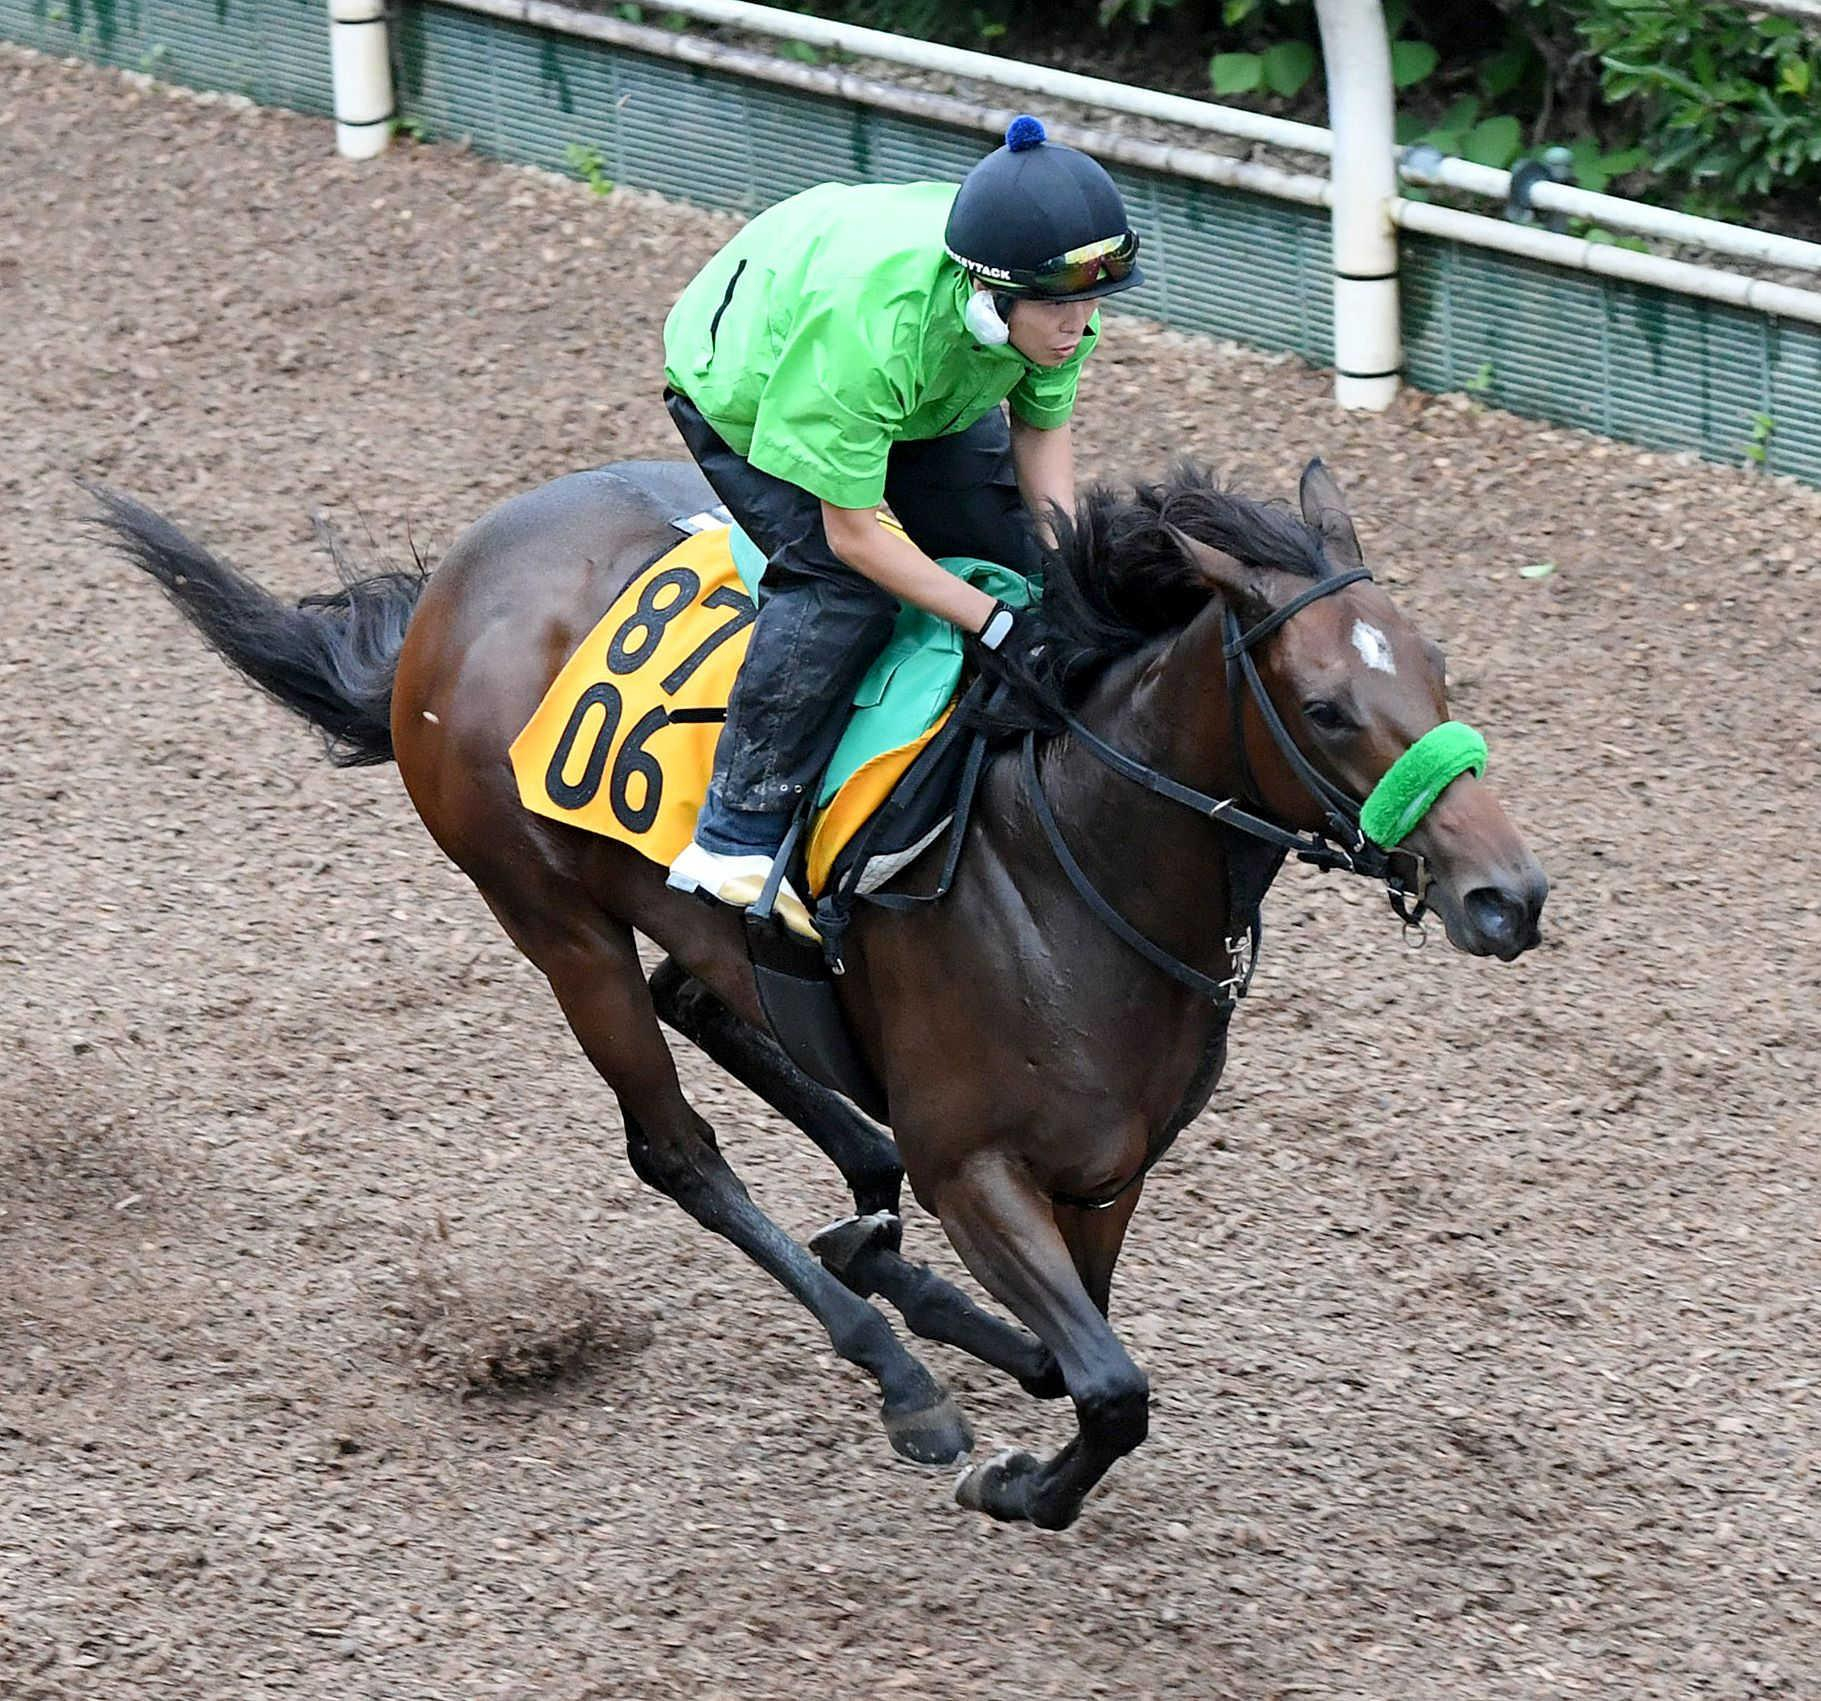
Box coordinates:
[96,457,1545,1528]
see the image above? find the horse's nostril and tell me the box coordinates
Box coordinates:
[1465,886,1524,944]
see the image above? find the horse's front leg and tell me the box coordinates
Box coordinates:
[938,1154,1150,1529]
[649,959,1064,1399]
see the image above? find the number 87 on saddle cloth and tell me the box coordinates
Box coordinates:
[510,518,1032,887]
[509,524,762,866]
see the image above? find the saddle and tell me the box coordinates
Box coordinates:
[509,489,1029,1119]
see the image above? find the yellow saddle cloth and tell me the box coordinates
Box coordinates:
[508,525,948,895]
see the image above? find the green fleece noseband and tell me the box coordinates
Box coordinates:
[1359,721,1488,848]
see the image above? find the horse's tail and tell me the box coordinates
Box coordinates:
[89,487,426,768]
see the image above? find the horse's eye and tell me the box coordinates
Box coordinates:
[1304,700,1352,733]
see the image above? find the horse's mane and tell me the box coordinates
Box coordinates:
[980,462,1334,733]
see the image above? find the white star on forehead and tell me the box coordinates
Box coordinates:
[1351,620,1396,675]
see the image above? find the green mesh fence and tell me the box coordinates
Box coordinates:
[5,0,1815,480]
[0,0,334,108]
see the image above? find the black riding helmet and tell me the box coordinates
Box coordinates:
[945,115,1144,302]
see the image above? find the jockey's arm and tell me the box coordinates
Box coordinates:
[820,502,1000,635]
[1009,416,1075,548]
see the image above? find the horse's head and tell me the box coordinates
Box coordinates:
[1169,460,1546,960]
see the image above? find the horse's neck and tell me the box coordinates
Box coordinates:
[1039,604,1247,966]
[1088,601,1246,797]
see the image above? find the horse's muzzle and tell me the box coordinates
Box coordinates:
[1456,863,1548,960]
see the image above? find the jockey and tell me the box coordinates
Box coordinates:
[660,115,1143,936]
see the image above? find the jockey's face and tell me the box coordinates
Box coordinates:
[1007,295,1098,367]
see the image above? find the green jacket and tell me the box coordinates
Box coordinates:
[663,181,1096,510]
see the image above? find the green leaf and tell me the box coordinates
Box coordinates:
[1779,57,1810,97]
[1567,138,1607,190]
[1479,42,1530,100]
[1210,52,1264,95]
[1262,40,1317,98]
[1518,562,1557,579]
[1391,39,1439,90]
[1462,115,1523,169]
[1382,0,1409,33]
[777,39,821,64]
[1440,94,1481,133]
[1221,0,1260,24]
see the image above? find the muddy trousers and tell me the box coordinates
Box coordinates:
[664,389,1041,855]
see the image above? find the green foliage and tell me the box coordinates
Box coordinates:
[1463,114,1522,168]
[1099,0,1182,21]
[1577,1,1821,199]
[1564,139,1650,194]
[564,142,615,197]
[1743,412,1775,469]
[1401,95,1526,171]
[1578,222,1650,250]
[1210,51,1263,96]
[1261,39,1316,97]
[788,0,1821,211]
[782,0,1021,44]
[1206,1,1356,101]
[1390,39,1438,90]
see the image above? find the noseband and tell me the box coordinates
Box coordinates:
[1022,564,1442,1014]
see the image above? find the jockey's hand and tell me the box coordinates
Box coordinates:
[968,599,1056,698]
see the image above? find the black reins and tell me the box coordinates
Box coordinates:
[1022,563,1432,1015]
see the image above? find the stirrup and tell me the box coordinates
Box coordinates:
[666,841,820,941]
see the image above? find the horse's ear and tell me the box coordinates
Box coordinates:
[1298,458,1365,571]
[1164,524,1277,626]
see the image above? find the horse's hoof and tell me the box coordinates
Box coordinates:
[810,1209,902,1281]
[954,1447,1042,1521]
[882,1391,973,1467]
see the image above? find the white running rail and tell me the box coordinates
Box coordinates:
[440,0,1821,405]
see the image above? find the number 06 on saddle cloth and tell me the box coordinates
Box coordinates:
[508,521,1031,895]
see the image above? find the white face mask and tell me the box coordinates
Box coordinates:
[963,288,1011,346]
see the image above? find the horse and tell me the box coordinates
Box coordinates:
[94,455,1546,1529]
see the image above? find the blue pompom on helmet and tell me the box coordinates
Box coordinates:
[945,116,1144,302]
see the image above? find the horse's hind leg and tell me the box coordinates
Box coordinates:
[648,959,1062,1398]
[500,911,972,1466]
[648,957,903,1215]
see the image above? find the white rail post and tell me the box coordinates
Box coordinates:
[1313,0,1401,409]
[328,0,395,159]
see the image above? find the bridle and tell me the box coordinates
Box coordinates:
[1022,563,1434,1016]
[1221,571,1432,931]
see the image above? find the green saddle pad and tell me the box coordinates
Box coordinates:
[729,524,1036,806]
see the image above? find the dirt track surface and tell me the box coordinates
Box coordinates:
[3,43,1819,1701]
